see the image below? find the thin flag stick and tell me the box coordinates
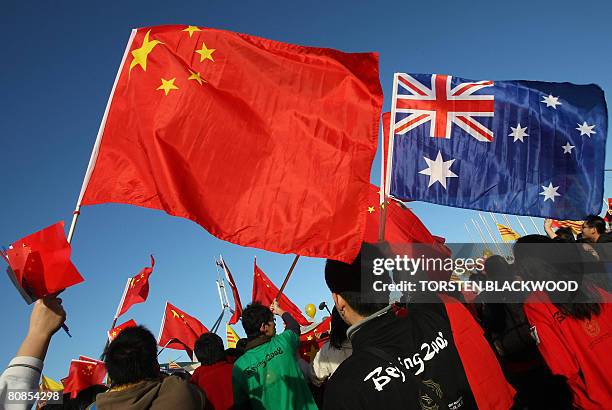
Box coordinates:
[156,339,175,358]
[529,216,543,235]
[67,29,137,244]
[210,309,225,334]
[478,213,503,256]
[489,212,512,255]
[276,255,300,300]
[464,223,483,258]
[100,277,131,358]
[515,215,529,236]
[472,219,489,257]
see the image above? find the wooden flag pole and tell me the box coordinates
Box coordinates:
[276,255,300,300]
[66,30,137,244]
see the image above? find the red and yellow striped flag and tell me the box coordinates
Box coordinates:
[496,224,520,242]
[226,324,239,348]
[552,220,583,235]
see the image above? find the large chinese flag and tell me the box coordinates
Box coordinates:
[79,25,383,263]
[299,316,332,362]
[2,222,84,300]
[62,359,106,399]
[116,256,155,317]
[220,256,242,325]
[158,302,208,359]
[253,259,311,326]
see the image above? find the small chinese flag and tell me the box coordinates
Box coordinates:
[158,302,208,359]
[62,359,106,399]
[299,316,332,362]
[226,324,239,349]
[2,222,84,300]
[79,25,383,263]
[220,256,242,325]
[252,259,311,326]
[116,256,154,318]
[107,319,138,341]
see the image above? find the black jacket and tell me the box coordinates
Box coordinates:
[323,303,477,410]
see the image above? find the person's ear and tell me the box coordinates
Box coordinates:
[259,322,267,333]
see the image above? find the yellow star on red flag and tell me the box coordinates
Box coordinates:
[182,25,201,37]
[157,78,179,95]
[188,70,205,85]
[129,30,163,73]
[196,42,215,62]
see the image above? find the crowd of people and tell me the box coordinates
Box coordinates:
[1,215,611,409]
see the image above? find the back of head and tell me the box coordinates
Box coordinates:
[554,227,576,242]
[103,325,159,386]
[241,302,273,339]
[584,214,606,234]
[329,307,349,349]
[194,332,226,365]
[484,255,510,281]
[325,242,391,317]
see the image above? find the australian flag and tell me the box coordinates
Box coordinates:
[386,73,608,220]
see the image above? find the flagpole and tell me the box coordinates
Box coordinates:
[99,277,131,358]
[514,215,529,236]
[528,216,543,235]
[488,212,512,256]
[479,213,503,255]
[66,29,137,244]
[275,255,300,300]
[380,75,399,242]
[210,309,225,334]
[464,223,483,258]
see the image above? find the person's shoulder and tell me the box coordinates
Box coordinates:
[151,376,204,410]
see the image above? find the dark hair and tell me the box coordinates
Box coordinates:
[194,332,226,365]
[325,243,391,317]
[103,325,159,386]
[241,302,273,339]
[513,235,602,320]
[329,307,349,349]
[483,255,510,281]
[236,338,248,352]
[554,227,576,242]
[584,215,606,234]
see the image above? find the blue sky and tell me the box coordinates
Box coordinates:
[1,0,611,381]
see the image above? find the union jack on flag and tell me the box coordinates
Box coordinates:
[394,74,495,141]
[386,73,607,220]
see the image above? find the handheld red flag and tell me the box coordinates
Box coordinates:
[252,259,311,326]
[107,319,137,341]
[299,316,332,362]
[158,302,208,359]
[219,255,242,325]
[116,256,154,318]
[1,221,83,301]
[61,359,106,399]
[79,25,383,263]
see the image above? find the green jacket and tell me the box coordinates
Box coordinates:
[233,330,317,409]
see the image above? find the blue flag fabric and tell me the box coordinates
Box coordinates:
[387,73,608,220]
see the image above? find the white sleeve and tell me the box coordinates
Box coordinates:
[0,356,43,410]
[311,345,330,386]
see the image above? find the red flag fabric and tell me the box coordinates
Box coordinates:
[364,184,448,248]
[381,112,392,192]
[116,255,154,318]
[252,259,311,326]
[158,302,208,359]
[107,319,137,341]
[2,221,83,300]
[220,256,242,325]
[79,25,383,263]
[299,316,332,362]
[62,359,106,399]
